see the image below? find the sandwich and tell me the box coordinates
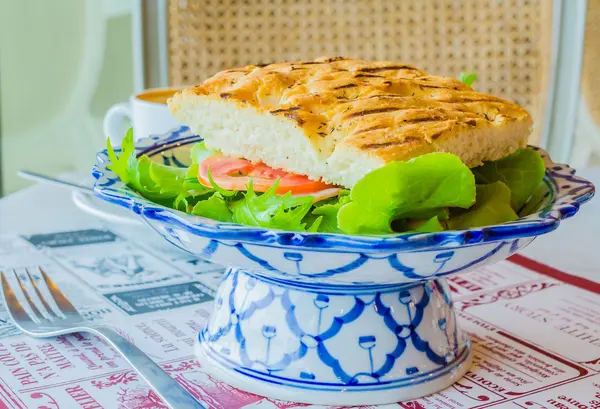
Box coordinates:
[106,57,546,235]
[169,56,531,188]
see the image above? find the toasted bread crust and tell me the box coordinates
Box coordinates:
[169,57,532,186]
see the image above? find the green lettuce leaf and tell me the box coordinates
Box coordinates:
[107,129,535,235]
[130,156,160,197]
[107,129,211,210]
[459,72,477,86]
[391,215,447,233]
[409,216,445,233]
[447,182,518,229]
[307,216,323,232]
[338,153,476,234]
[310,194,352,233]
[106,135,170,203]
[518,181,550,217]
[206,167,238,197]
[144,157,213,210]
[149,160,188,195]
[191,192,233,222]
[106,130,144,191]
[400,208,450,221]
[183,164,210,195]
[190,142,216,164]
[231,180,314,231]
[174,165,213,210]
[471,148,545,210]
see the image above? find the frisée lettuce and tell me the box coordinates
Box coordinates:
[104,129,546,235]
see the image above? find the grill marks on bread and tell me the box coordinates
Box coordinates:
[183,57,530,163]
[344,107,401,119]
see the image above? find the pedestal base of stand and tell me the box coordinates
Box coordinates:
[196,268,472,405]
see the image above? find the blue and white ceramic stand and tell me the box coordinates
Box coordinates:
[93,128,594,405]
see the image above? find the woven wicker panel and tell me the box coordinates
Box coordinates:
[167,0,552,143]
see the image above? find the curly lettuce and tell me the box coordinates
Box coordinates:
[191,192,233,222]
[106,131,210,210]
[105,129,546,235]
[231,180,317,231]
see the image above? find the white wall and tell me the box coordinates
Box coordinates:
[0,0,135,194]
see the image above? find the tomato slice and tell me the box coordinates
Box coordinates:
[198,153,339,197]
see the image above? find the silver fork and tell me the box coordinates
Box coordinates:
[0,267,205,409]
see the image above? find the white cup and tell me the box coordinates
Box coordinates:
[103,87,182,144]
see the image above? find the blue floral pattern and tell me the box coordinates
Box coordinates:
[199,268,469,392]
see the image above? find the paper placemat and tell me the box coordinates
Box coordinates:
[1,229,599,409]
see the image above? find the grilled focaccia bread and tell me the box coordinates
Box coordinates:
[169,57,532,188]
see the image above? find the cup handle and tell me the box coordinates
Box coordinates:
[103,102,132,145]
